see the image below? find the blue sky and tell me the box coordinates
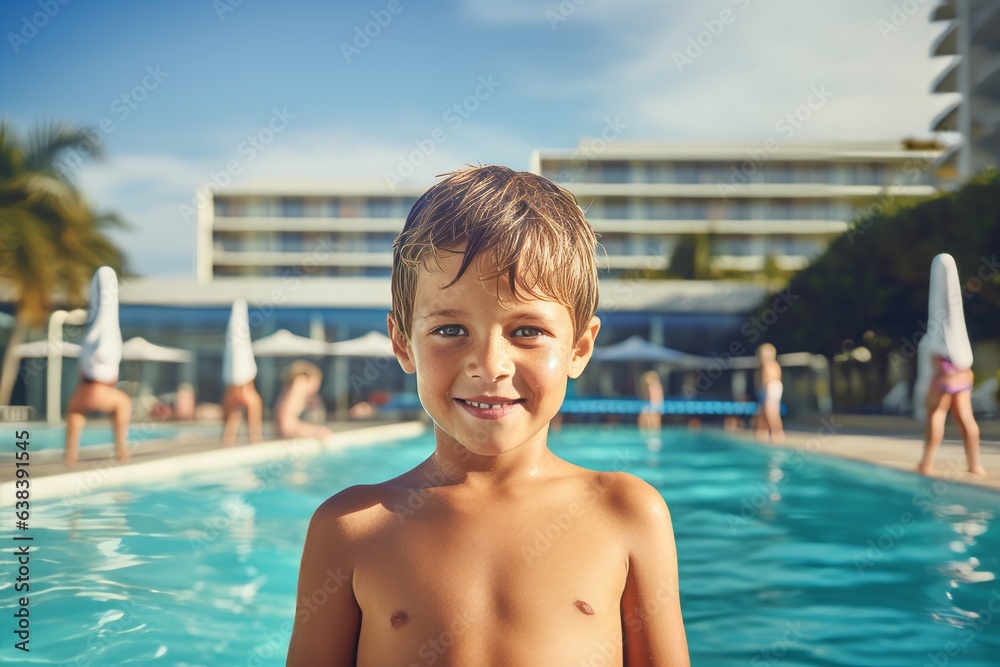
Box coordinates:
[2,0,952,277]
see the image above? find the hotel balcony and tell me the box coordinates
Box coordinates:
[933,60,960,94]
[931,1,956,22]
[932,21,958,56]
[932,100,961,131]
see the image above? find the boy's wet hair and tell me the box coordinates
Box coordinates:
[391,165,599,341]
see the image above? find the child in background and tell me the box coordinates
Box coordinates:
[275,360,333,440]
[755,343,785,444]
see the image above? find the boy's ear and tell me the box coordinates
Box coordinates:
[387,312,416,374]
[568,315,601,379]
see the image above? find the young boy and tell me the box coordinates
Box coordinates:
[286,166,689,666]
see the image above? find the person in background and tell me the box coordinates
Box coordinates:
[65,266,131,465]
[222,298,263,445]
[275,360,333,440]
[916,253,984,477]
[638,369,664,432]
[755,343,785,444]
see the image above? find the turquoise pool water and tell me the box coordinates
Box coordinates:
[2,427,1000,665]
[1,424,221,453]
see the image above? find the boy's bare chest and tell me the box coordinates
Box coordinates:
[357,494,625,612]
[352,498,627,665]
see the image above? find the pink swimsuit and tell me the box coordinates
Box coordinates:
[935,358,973,394]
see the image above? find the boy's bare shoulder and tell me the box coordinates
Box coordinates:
[575,467,673,527]
[310,480,404,538]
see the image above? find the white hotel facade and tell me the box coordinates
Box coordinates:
[928,0,1000,180]
[197,140,942,281]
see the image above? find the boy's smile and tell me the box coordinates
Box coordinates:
[389,251,599,457]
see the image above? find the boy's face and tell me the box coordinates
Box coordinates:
[389,252,600,457]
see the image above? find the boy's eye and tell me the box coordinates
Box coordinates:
[433,325,467,337]
[512,326,544,338]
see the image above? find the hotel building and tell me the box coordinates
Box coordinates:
[531,141,942,275]
[929,0,1000,180]
[198,141,941,282]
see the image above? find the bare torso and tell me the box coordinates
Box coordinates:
[293,453,672,667]
[350,466,627,666]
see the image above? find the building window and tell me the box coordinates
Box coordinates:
[366,197,393,218]
[645,163,672,183]
[600,161,631,184]
[673,162,699,184]
[281,197,305,217]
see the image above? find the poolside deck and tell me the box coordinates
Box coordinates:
[762,414,1000,493]
[0,419,428,503]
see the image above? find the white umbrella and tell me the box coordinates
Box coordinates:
[14,340,82,358]
[121,337,193,363]
[592,336,710,368]
[328,331,394,358]
[251,329,330,356]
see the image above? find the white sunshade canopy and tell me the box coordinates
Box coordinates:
[121,337,193,363]
[251,329,331,356]
[328,331,394,358]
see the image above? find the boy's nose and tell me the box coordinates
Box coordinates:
[466,335,513,381]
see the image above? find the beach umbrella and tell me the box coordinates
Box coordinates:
[251,329,330,356]
[592,336,708,367]
[328,331,394,357]
[121,337,193,362]
[13,340,82,358]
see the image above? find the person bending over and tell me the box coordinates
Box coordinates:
[275,361,333,440]
[65,266,130,466]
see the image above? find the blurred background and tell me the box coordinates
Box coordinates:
[1,0,998,423]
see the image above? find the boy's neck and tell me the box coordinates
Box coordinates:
[425,427,560,491]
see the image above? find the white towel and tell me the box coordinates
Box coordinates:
[914,253,973,418]
[223,298,257,386]
[78,266,123,383]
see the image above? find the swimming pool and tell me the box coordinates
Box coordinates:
[1,423,222,454]
[2,426,999,665]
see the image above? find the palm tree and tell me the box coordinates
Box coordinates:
[0,122,128,405]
